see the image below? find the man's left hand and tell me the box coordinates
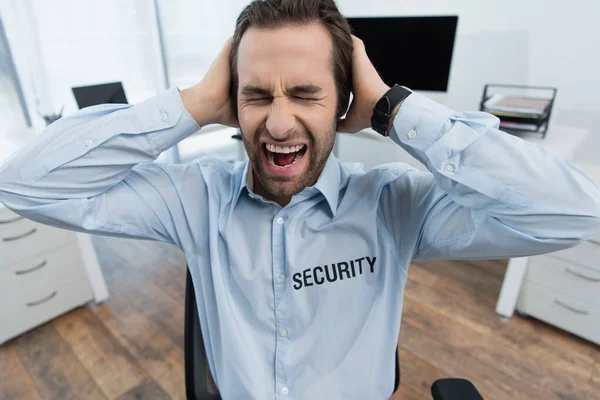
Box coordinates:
[336,35,391,134]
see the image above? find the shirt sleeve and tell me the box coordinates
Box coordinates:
[0,88,205,246]
[378,92,600,261]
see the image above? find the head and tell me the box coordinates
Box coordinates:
[230,0,353,205]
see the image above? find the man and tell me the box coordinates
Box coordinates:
[1,0,599,399]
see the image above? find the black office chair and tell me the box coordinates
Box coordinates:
[185,268,221,400]
[184,268,482,400]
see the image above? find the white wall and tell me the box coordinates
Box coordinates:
[335,0,600,167]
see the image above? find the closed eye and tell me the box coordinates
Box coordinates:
[294,96,318,101]
[247,96,318,102]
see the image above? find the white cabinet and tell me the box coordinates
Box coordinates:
[0,130,109,345]
[517,281,600,345]
[0,214,78,267]
[517,233,600,345]
[0,195,108,345]
[524,254,600,306]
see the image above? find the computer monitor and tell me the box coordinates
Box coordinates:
[72,82,128,109]
[346,16,458,92]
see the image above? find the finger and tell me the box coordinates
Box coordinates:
[350,35,365,54]
[222,36,233,52]
[217,37,233,62]
[350,34,362,45]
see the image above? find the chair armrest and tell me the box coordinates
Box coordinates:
[431,378,484,400]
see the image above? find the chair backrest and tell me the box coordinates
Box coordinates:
[184,268,400,400]
[185,269,222,400]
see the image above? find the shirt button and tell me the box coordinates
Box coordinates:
[277,217,284,225]
[278,274,286,281]
[407,129,417,139]
[84,139,93,147]
[280,329,288,337]
[159,112,168,122]
[444,164,455,173]
[280,387,289,395]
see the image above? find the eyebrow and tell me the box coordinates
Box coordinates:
[240,84,323,97]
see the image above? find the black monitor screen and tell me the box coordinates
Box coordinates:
[346,16,458,92]
[72,82,128,109]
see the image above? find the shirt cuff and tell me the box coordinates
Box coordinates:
[138,87,201,152]
[388,92,455,153]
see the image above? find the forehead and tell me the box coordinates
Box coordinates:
[237,23,334,89]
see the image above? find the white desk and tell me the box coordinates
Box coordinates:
[495,125,590,322]
[0,130,108,344]
[165,125,246,164]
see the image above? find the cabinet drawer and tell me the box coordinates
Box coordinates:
[517,280,600,345]
[0,244,85,302]
[0,219,77,268]
[527,255,600,306]
[0,275,93,345]
[0,206,26,233]
[549,240,600,270]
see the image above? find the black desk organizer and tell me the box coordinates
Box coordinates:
[480,84,557,138]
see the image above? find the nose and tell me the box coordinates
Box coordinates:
[265,98,295,140]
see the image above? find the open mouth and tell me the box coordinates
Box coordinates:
[263,143,307,168]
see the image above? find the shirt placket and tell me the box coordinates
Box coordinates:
[272,211,291,398]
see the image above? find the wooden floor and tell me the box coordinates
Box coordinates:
[1,235,599,400]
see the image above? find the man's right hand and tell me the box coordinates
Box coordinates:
[180,36,239,128]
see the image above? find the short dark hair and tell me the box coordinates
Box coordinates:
[230,0,353,119]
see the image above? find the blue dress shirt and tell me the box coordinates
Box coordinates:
[1,87,600,400]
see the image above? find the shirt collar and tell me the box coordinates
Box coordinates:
[235,152,341,216]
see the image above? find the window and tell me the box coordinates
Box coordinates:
[26,0,161,115]
[0,13,29,134]
[156,0,241,89]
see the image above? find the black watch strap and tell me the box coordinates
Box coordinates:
[371,84,412,136]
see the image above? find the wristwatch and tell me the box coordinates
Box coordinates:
[371,84,412,136]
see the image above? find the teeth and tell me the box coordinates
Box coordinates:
[266,143,305,153]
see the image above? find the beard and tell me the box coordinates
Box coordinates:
[241,119,336,199]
